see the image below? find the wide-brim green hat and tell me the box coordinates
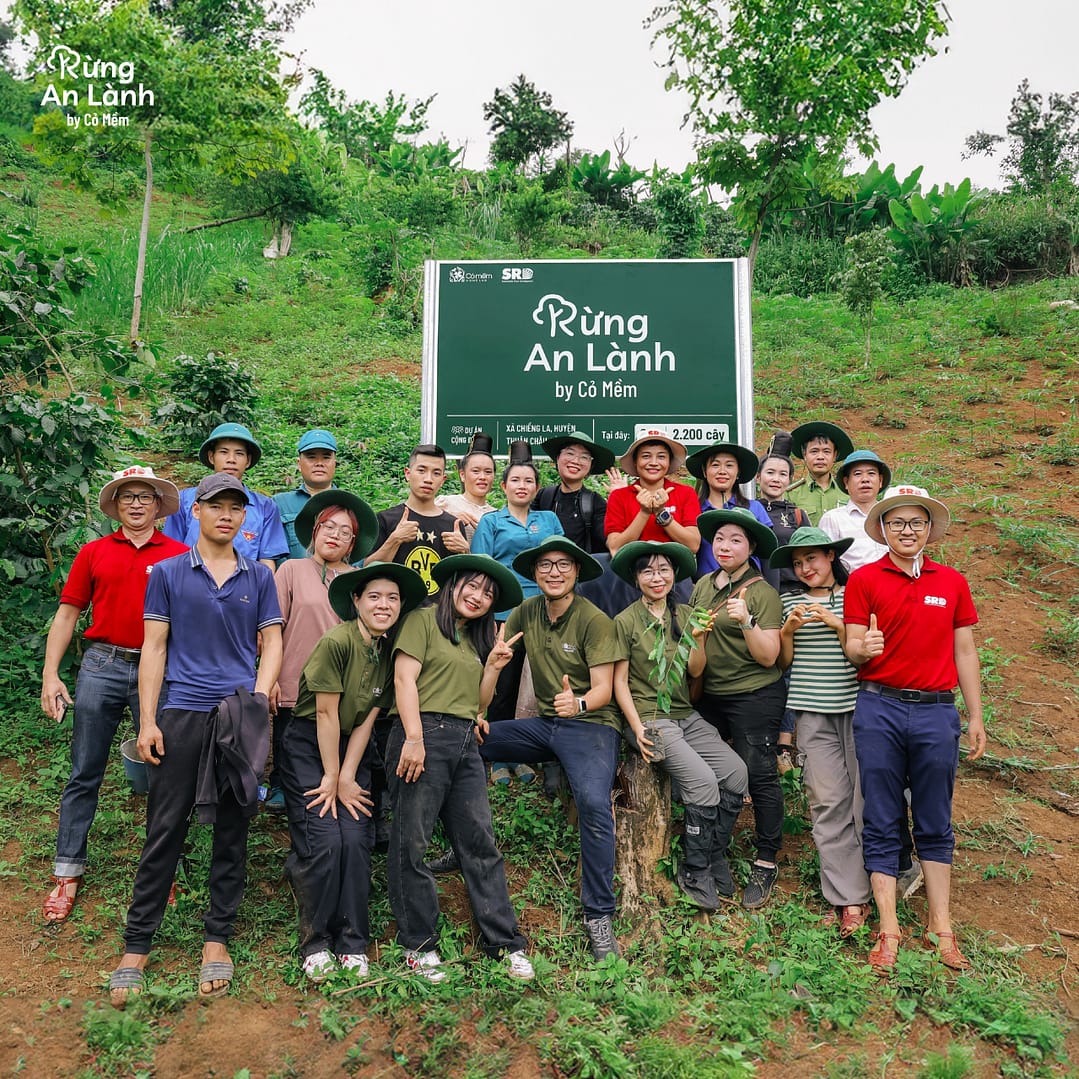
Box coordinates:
[768,526,855,569]
[790,421,854,461]
[610,540,696,585]
[697,508,778,558]
[295,489,378,558]
[198,422,262,468]
[541,431,615,475]
[836,449,892,492]
[685,442,759,484]
[511,535,603,583]
[327,563,427,623]
[431,553,524,609]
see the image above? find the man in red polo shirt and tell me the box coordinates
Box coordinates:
[844,485,986,975]
[39,466,187,923]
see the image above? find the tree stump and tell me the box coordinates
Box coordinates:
[614,752,674,914]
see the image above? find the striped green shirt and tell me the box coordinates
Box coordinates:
[781,589,858,713]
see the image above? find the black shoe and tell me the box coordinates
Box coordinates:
[424,848,460,875]
[583,915,620,961]
[742,863,778,909]
[711,856,737,903]
[676,865,720,911]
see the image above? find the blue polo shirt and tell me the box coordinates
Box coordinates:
[144,547,283,710]
[164,484,289,564]
[471,506,563,617]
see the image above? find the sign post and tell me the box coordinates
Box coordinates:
[422,259,753,458]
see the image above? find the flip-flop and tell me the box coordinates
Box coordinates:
[108,966,144,1008]
[198,960,234,999]
[43,876,80,922]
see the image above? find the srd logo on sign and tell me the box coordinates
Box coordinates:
[501,267,535,283]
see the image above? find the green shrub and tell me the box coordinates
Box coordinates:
[653,179,702,259]
[152,352,257,451]
[753,235,845,296]
[701,203,746,258]
[969,194,1073,284]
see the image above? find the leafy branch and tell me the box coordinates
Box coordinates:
[647,606,712,716]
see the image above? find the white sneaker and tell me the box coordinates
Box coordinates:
[404,948,446,983]
[302,950,337,983]
[337,953,369,976]
[505,950,535,981]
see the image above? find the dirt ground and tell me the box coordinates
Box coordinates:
[1,360,1077,1077]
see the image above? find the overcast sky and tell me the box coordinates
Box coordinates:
[285,0,1079,192]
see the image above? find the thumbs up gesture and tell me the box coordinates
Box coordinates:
[727,585,751,627]
[554,673,579,718]
[393,506,419,543]
[863,613,885,658]
[442,515,470,553]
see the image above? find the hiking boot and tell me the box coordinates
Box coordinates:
[898,857,924,900]
[405,949,446,983]
[742,863,778,909]
[424,848,460,875]
[677,804,720,911]
[505,950,535,981]
[711,789,742,902]
[676,865,720,911]
[583,915,620,961]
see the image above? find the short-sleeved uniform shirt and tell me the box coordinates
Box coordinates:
[788,476,845,526]
[604,481,700,545]
[613,600,696,721]
[781,589,859,712]
[274,557,342,708]
[60,529,188,649]
[293,620,393,734]
[505,595,621,730]
[689,569,783,696]
[143,547,283,711]
[391,606,485,719]
[165,484,289,564]
[375,504,460,598]
[471,505,563,614]
[844,555,978,692]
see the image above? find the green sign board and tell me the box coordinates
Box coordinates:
[422,259,753,458]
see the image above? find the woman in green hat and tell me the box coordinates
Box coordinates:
[773,528,872,939]
[690,508,785,909]
[268,491,378,811]
[279,562,424,983]
[611,541,748,910]
[386,554,535,984]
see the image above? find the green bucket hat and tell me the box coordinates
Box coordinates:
[767,526,855,570]
[610,541,696,585]
[511,535,603,583]
[685,442,760,485]
[198,422,262,469]
[327,563,426,623]
[836,449,892,492]
[697,508,778,558]
[789,421,854,462]
[541,431,616,475]
[294,490,378,559]
[431,553,524,609]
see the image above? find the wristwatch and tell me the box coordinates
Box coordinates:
[577,697,588,714]
[740,615,758,630]
[655,508,674,527]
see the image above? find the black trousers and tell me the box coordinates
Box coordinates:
[122,708,251,953]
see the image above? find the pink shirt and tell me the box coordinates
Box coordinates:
[274,558,344,707]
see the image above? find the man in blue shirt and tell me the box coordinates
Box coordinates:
[273,428,340,560]
[109,472,283,1008]
[164,422,288,569]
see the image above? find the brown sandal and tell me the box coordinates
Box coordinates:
[923,930,971,971]
[838,904,872,939]
[868,930,901,975]
[43,876,80,922]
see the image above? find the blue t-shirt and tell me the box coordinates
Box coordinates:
[164,484,289,564]
[471,506,563,617]
[696,495,774,577]
[272,484,317,560]
[144,547,283,711]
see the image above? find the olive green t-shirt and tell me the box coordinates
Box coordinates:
[294,620,394,735]
[614,601,696,722]
[505,594,621,731]
[391,606,485,720]
[689,569,783,696]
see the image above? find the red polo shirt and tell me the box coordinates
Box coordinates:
[844,554,978,692]
[604,481,700,544]
[59,529,189,649]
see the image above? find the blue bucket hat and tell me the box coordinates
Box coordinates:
[199,422,262,469]
[836,449,891,492]
[298,429,338,454]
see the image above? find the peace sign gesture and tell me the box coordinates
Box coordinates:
[485,623,523,672]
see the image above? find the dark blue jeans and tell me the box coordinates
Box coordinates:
[280,720,373,959]
[55,645,140,877]
[386,714,525,957]
[479,716,620,918]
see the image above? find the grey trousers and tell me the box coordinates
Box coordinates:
[626,710,748,807]
[796,709,871,907]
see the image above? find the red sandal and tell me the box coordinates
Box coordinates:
[868,930,901,975]
[839,904,872,939]
[43,876,80,922]
[923,930,971,971]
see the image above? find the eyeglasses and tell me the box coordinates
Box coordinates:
[318,523,355,540]
[535,558,576,575]
[116,492,157,506]
[560,451,593,463]
[638,565,674,578]
[885,518,929,534]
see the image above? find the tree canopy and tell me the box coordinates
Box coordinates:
[483,74,573,169]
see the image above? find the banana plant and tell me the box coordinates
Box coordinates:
[888,178,984,284]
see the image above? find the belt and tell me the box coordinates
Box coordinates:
[861,681,954,705]
[85,642,142,664]
[418,711,472,724]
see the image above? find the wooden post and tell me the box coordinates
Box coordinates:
[614,753,674,915]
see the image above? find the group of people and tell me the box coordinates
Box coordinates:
[38,415,986,1005]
